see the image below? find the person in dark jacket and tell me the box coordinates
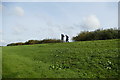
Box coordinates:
[65,35,69,42]
[61,34,64,41]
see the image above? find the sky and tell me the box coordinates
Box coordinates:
[0,2,118,46]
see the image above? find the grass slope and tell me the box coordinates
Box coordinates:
[0,47,2,79]
[3,39,119,78]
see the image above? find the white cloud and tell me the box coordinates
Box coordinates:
[81,15,101,30]
[14,7,24,16]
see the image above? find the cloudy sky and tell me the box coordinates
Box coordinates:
[0,2,118,46]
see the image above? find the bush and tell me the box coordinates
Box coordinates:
[25,40,41,45]
[7,42,24,46]
[72,28,119,41]
[41,39,63,44]
[7,39,63,46]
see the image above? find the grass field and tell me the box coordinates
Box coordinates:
[0,47,2,79]
[2,39,119,78]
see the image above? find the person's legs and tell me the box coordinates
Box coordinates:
[66,39,69,42]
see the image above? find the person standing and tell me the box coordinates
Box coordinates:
[61,34,64,41]
[65,35,69,42]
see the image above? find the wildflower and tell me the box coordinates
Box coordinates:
[107,67,111,70]
[52,65,55,69]
[108,61,111,64]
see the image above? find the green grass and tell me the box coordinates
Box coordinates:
[0,47,2,79]
[2,39,119,78]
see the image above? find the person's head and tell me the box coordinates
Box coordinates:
[66,35,68,36]
[61,34,64,36]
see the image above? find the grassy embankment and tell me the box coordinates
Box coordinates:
[2,39,119,78]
